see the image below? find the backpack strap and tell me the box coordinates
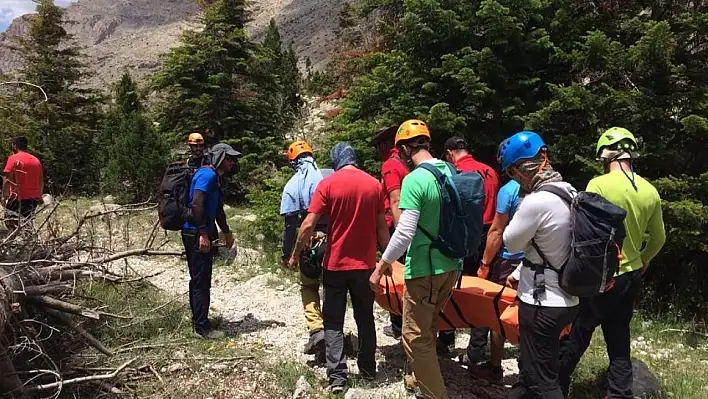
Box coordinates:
[535,183,573,206]
[415,163,447,242]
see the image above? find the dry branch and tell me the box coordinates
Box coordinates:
[17,283,73,296]
[45,308,114,357]
[28,295,100,319]
[26,357,137,393]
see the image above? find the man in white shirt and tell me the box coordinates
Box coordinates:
[498,131,580,399]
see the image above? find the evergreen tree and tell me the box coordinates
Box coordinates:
[153,2,301,197]
[15,0,102,193]
[331,0,708,315]
[101,72,167,202]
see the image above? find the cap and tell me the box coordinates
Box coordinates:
[369,126,398,147]
[211,143,241,157]
[443,136,467,151]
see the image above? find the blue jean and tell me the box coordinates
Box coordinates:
[181,229,214,334]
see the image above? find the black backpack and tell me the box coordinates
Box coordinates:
[530,184,627,298]
[157,160,194,231]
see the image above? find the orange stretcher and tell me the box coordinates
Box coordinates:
[375,262,571,345]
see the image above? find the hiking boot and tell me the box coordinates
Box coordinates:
[193,329,225,339]
[470,360,503,384]
[327,381,347,394]
[383,324,402,339]
[304,328,325,356]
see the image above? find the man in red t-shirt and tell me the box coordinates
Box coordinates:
[2,136,44,230]
[371,126,409,339]
[288,142,390,393]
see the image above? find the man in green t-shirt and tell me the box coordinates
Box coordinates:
[370,119,459,399]
[559,127,666,399]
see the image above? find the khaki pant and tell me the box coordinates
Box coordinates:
[300,271,324,332]
[402,271,457,399]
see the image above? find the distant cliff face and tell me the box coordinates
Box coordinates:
[0,0,348,88]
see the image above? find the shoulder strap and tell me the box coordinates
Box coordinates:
[415,162,446,242]
[535,183,573,206]
[417,162,446,186]
[530,239,560,272]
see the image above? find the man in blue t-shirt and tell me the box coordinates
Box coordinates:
[181,143,241,339]
[464,179,525,383]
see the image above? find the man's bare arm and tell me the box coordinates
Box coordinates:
[481,212,510,265]
[290,212,321,261]
[376,213,390,251]
[389,189,402,226]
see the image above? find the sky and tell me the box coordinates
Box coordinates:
[0,0,77,32]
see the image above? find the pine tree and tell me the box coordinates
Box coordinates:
[152,0,255,144]
[331,0,708,315]
[15,0,102,193]
[153,3,301,196]
[101,72,167,202]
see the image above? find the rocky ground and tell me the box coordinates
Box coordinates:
[110,232,519,399]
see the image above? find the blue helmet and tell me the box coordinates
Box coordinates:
[497,131,547,170]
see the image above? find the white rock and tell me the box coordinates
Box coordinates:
[167,362,186,373]
[210,363,229,371]
[41,194,54,205]
[344,388,375,399]
[103,195,116,203]
[292,376,312,399]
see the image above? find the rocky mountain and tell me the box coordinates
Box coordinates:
[0,0,347,88]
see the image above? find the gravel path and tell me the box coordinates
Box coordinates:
[121,243,519,399]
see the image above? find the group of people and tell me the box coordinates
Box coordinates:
[273,120,666,399]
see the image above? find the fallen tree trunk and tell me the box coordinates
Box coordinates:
[0,200,183,396]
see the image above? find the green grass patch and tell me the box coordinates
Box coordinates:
[570,313,708,399]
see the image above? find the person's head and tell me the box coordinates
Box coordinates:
[187,132,205,157]
[394,119,432,166]
[370,126,397,159]
[443,136,469,163]
[209,143,241,176]
[329,142,358,171]
[596,127,639,172]
[286,140,313,166]
[11,136,28,153]
[497,131,550,191]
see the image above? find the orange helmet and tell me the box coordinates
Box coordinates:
[188,132,204,145]
[287,140,313,161]
[395,119,431,146]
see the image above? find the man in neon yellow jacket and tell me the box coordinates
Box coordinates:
[559,127,666,399]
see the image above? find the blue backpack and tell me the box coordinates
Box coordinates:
[417,162,485,259]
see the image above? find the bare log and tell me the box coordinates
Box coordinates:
[0,352,27,398]
[27,296,100,319]
[18,283,73,296]
[26,357,136,393]
[45,308,114,357]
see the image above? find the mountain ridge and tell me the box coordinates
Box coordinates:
[0,0,346,88]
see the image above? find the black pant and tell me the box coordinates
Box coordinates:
[4,198,39,229]
[181,229,215,334]
[509,302,579,399]
[322,268,377,385]
[559,270,642,398]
